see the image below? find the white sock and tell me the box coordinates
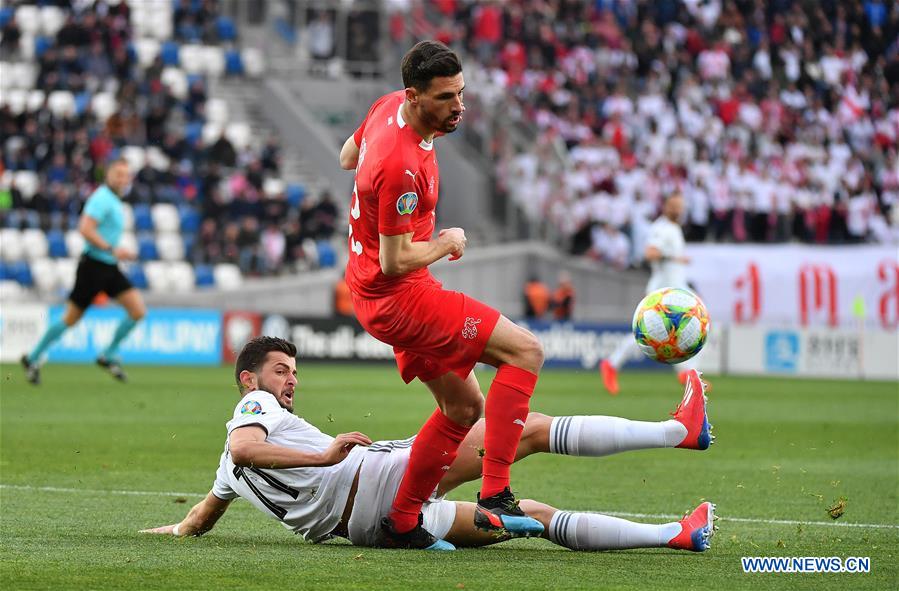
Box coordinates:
[607,334,639,369]
[549,511,682,551]
[549,416,687,456]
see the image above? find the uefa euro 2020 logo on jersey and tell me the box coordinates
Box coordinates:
[241,400,262,415]
[396,192,418,215]
[462,317,481,340]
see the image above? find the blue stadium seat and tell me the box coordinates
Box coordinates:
[178,206,200,233]
[194,264,214,287]
[0,262,10,280]
[11,261,33,286]
[138,234,159,260]
[161,41,180,66]
[0,7,14,28]
[182,232,196,257]
[47,230,67,258]
[224,49,244,76]
[34,36,52,58]
[184,121,203,144]
[178,23,200,42]
[133,204,154,231]
[274,18,297,45]
[4,210,21,228]
[126,264,148,290]
[74,91,91,116]
[23,210,41,229]
[216,16,237,41]
[316,241,336,268]
[286,184,306,207]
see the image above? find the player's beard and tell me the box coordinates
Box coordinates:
[424,108,462,134]
[258,379,294,412]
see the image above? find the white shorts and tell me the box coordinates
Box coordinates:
[347,437,457,547]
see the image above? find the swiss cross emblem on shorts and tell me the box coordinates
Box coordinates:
[462,317,481,340]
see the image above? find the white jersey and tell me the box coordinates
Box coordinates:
[211,390,365,542]
[646,216,688,292]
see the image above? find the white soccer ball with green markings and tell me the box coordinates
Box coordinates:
[632,287,710,364]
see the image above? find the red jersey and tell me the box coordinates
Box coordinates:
[345,91,441,298]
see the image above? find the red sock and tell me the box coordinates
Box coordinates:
[481,365,538,499]
[389,409,471,533]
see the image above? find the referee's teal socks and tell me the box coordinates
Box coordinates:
[101,317,139,359]
[28,319,69,364]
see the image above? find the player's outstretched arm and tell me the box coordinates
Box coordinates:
[378,228,466,276]
[140,492,232,537]
[229,425,372,468]
[339,135,360,170]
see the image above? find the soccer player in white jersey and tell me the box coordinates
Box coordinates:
[600,192,698,395]
[142,336,717,553]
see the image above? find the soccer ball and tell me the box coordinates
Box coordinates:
[632,287,710,364]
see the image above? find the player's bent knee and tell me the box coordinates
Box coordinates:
[517,329,545,372]
[444,398,483,427]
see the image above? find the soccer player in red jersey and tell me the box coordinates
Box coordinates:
[338,41,545,549]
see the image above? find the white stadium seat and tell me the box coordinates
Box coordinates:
[118,231,138,259]
[167,261,195,293]
[151,10,173,40]
[179,45,204,75]
[144,260,170,293]
[160,67,188,101]
[13,170,39,201]
[242,48,266,78]
[5,89,27,115]
[15,5,41,36]
[55,258,78,291]
[225,122,252,150]
[201,46,225,77]
[0,280,27,301]
[151,204,179,233]
[65,230,85,257]
[156,232,184,261]
[0,229,24,262]
[121,146,147,171]
[26,89,45,112]
[19,33,35,61]
[133,38,161,69]
[40,6,65,37]
[145,146,171,171]
[121,203,134,231]
[0,62,11,93]
[47,90,76,118]
[21,229,48,261]
[263,178,285,198]
[202,122,223,146]
[205,98,229,125]
[213,263,242,290]
[12,62,37,90]
[31,257,58,294]
[91,92,118,123]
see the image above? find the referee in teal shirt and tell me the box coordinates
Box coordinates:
[22,159,146,384]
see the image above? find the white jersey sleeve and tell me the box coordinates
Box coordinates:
[226,391,287,436]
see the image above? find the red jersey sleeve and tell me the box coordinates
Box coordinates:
[373,151,419,236]
[353,93,393,147]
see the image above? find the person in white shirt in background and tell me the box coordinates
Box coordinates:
[600,193,701,395]
[591,222,631,271]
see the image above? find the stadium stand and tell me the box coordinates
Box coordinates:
[0,0,341,298]
[402,0,899,265]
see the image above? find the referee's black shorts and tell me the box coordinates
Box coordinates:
[69,255,134,310]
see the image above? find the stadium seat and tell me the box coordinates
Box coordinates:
[213,263,242,290]
[151,10,173,40]
[160,41,180,66]
[138,233,159,260]
[5,89,27,114]
[11,260,33,287]
[206,98,228,125]
[301,238,319,266]
[121,203,134,231]
[64,230,85,258]
[286,184,306,206]
[40,6,65,36]
[134,38,161,68]
[146,146,171,171]
[13,171,39,201]
[202,122,223,146]
[216,16,237,41]
[26,90,45,112]
[12,62,37,90]
[180,45,204,75]
[241,48,266,77]
[274,18,297,45]
[21,229,49,261]
[161,67,188,100]
[0,7,14,28]
[48,91,76,119]
[125,263,148,290]
[46,230,67,258]
[225,122,252,150]
[178,206,200,233]
[184,121,204,144]
[74,91,91,116]
[34,36,52,59]
[121,146,147,171]
[151,203,179,233]
[156,232,185,261]
[0,229,24,261]
[91,92,118,122]
[224,49,243,76]
[55,258,76,291]
[144,261,169,293]
[316,241,337,268]
[167,261,195,293]
[202,46,225,77]
[194,264,214,287]
[15,5,40,35]
[30,257,58,294]
[263,178,285,198]
[0,279,26,301]
[118,231,138,258]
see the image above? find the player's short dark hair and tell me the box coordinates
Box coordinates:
[234,336,297,392]
[401,40,462,92]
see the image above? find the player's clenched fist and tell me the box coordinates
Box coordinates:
[439,227,466,261]
[319,432,372,466]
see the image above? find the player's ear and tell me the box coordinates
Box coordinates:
[405,87,419,105]
[239,370,256,392]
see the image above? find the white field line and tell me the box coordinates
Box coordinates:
[3,483,898,530]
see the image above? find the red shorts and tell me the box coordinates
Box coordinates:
[352,278,501,384]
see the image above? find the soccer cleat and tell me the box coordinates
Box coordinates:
[20,354,40,385]
[474,487,545,537]
[668,501,716,552]
[599,360,619,395]
[672,369,713,450]
[379,515,455,551]
[96,356,128,382]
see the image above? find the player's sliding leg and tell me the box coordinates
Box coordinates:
[96,288,145,382]
[600,334,640,395]
[382,372,480,549]
[21,302,85,385]
[475,315,545,536]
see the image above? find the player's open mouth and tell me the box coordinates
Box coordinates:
[448,114,462,125]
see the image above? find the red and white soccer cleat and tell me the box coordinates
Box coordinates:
[677,369,690,385]
[671,369,713,450]
[599,360,620,395]
[668,501,716,552]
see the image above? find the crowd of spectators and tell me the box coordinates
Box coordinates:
[411,0,899,267]
[1,0,336,278]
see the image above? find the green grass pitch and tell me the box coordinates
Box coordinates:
[1,363,896,590]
